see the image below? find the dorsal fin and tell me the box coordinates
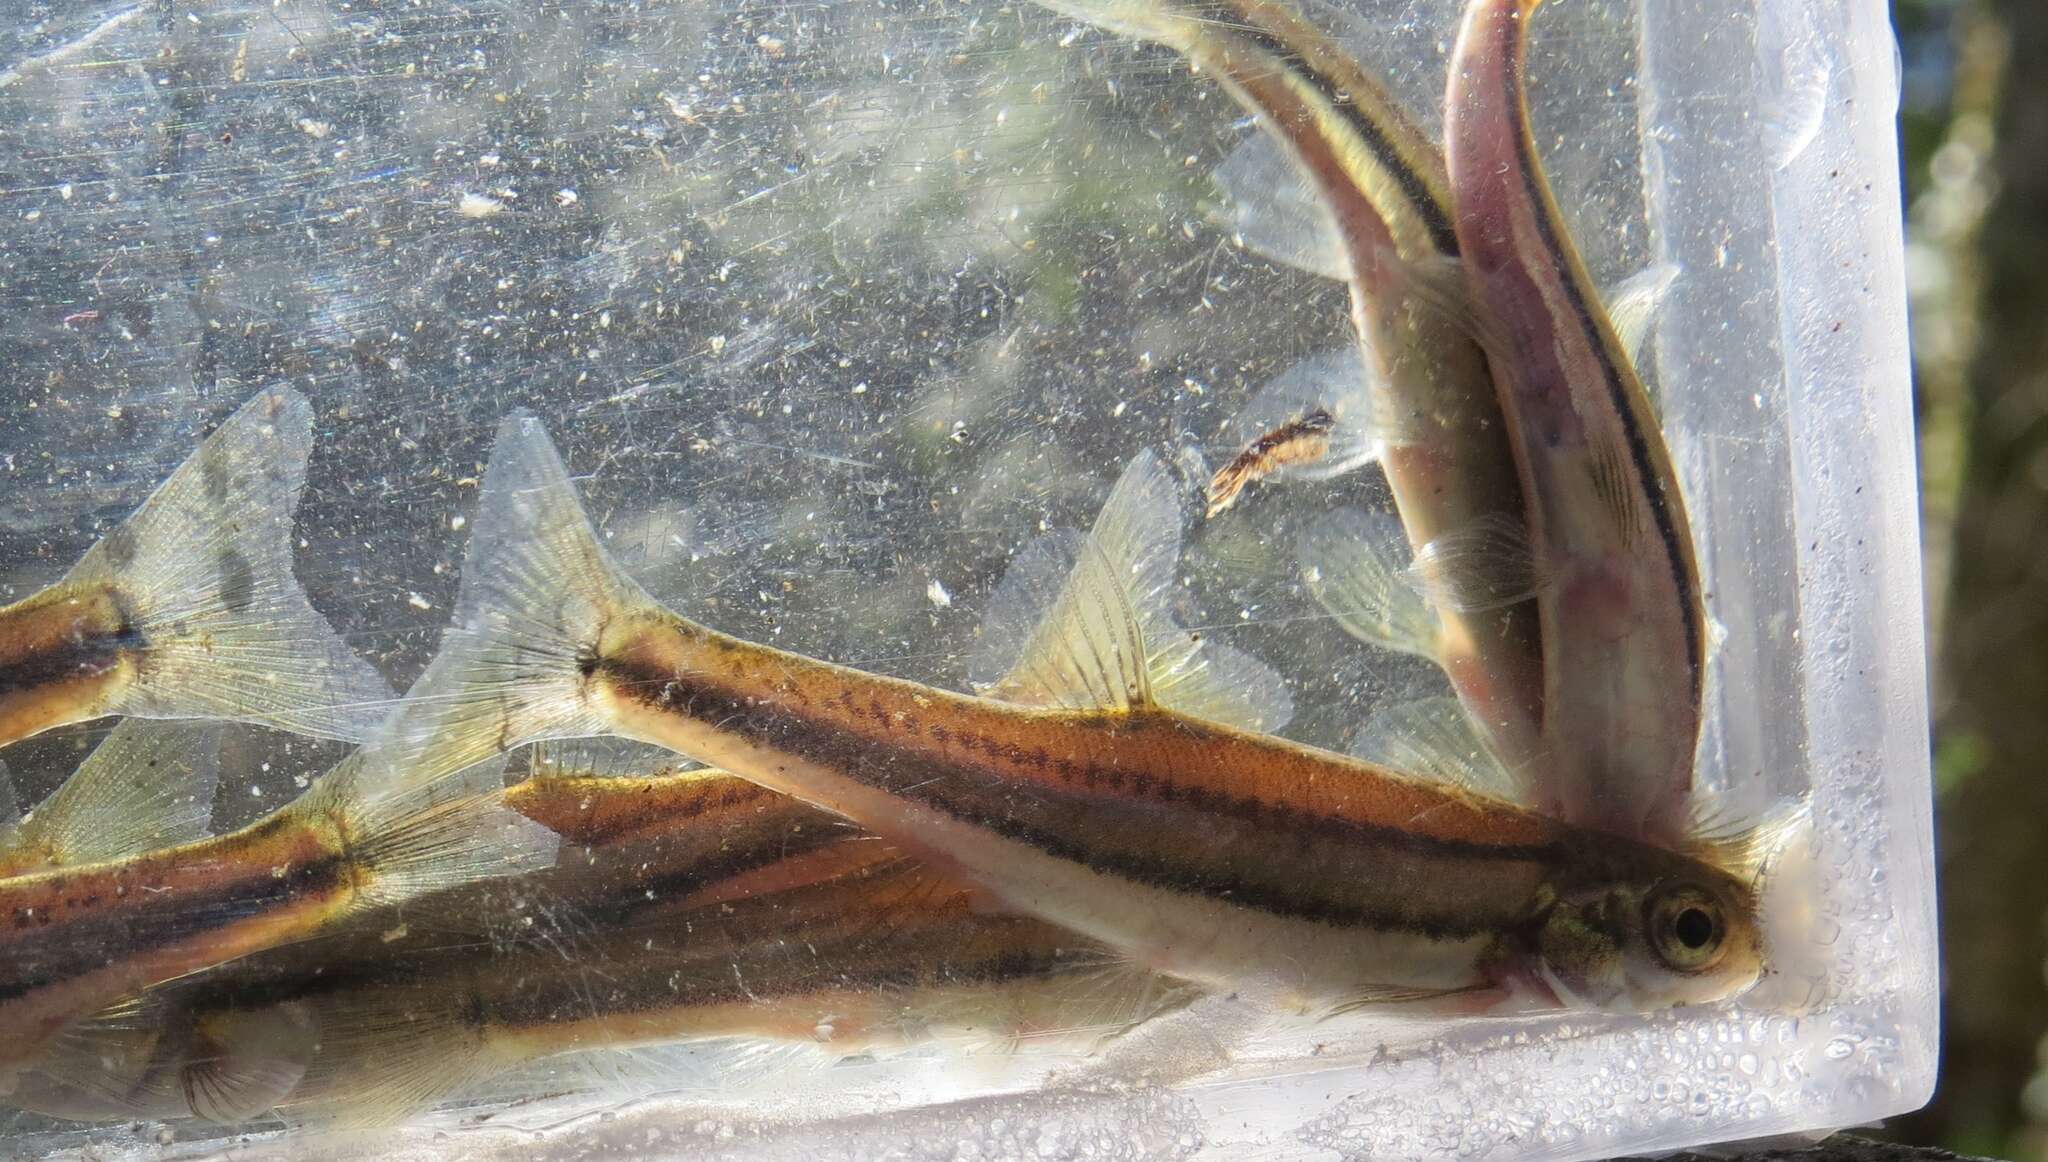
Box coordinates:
[1210,132,1348,281]
[0,720,222,876]
[972,452,1292,733]
[1348,696,1526,804]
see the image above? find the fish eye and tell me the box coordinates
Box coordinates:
[1646,885,1726,972]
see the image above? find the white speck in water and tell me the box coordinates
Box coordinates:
[927,580,952,608]
[451,514,467,531]
[459,192,504,218]
[407,592,432,611]
[23,209,39,221]
[297,117,332,139]
[480,152,501,168]
[555,188,579,207]
[57,183,72,201]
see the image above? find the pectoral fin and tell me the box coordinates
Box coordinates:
[1211,132,1349,281]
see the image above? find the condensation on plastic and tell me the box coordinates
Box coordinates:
[0,0,1930,1157]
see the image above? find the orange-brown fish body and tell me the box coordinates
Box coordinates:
[0,809,358,1081]
[0,387,389,751]
[13,772,1170,1127]
[587,604,1637,1006]
[0,587,143,748]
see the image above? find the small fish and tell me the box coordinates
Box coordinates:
[0,719,222,880]
[0,610,558,1088]
[14,756,1182,1127]
[1444,0,1707,843]
[396,414,1774,1019]
[1033,0,1546,773]
[0,387,391,749]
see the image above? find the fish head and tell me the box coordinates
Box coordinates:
[1530,854,1766,1013]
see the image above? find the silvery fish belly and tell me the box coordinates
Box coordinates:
[0,0,1928,1155]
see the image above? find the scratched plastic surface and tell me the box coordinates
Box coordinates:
[0,0,1929,1158]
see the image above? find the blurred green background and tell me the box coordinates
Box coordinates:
[1892,0,2048,1157]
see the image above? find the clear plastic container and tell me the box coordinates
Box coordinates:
[0,0,1931,1157]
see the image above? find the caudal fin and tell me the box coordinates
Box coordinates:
[64,387,391,742]
[0,719,221,878]
[378,413,654,785]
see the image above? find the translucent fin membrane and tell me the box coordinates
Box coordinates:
[1606,262,1681,369]
[279,990,497,1128]
[13,997,170,1122]
[301,749,553,912]
[383,414,649,786]
[973,451,1292,733]
[1298,508,1440,661]
[1347,696,1525,805]
[1206,348,1410,516]
[1211,132,1348,281]
[527,737,699,780]
[1407,513,1547,615]
[0,762,18,831]
[0,719,221,877]
[175,1004,317,1124]
[67,387,393,742]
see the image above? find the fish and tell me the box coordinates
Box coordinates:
[1444,0,1707,844]
[12,752,1184,1127]
[0,597,559,1091]
[0,387,391,749]
[395,413,1773,1018]
[1029,0,1548,774]
[0,719,222,880]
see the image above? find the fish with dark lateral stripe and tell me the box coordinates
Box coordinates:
[1445,0,1707,845]
[0,388,390,749]
[386,413,1773,1019]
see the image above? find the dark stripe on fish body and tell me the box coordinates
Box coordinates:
[1186,0,1462,257]
[598,655,1559,942]
[0,845,350,1004]
[1494,11,1703,699]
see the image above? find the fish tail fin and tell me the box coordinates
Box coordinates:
[65,387,392,742]
[279,989,503,1127]
[378,412,646,788]
[0,719,222,876]
[303,749,559,914]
